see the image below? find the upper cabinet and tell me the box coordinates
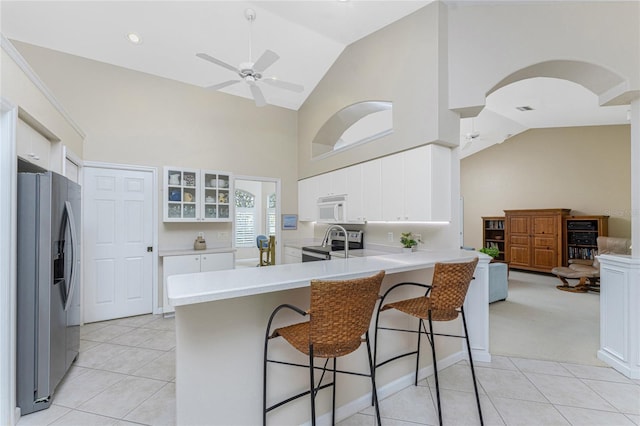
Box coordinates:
[297,144,451,223]
[298,177,318,222]
[381,144,451,222]
[17,118,51,170]
[164,166,233,222]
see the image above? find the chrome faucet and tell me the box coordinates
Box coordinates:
[321,224,349,259]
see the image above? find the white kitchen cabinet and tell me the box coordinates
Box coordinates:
[200,252,234,271]
[164,167,233,222]
[162,252,234,315]
[361,159,382,221]
[200,170,232,221]
[298,177,318,222]
[297,145,450,223]
[317,168,348,198]
[346,164,364,222]
[381,152,405,221]
[17,118,51,170]
[283,246,302,264]
[381,145,451,222]
[330,167,348,196]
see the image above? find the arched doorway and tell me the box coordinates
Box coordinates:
[458,60,635,365]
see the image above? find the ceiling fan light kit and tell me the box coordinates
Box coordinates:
[196,8,304,107]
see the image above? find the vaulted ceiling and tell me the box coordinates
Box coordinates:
[2,1,630,154]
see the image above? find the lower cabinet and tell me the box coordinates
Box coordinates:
[162,252,234,316]
[283,246,302,264]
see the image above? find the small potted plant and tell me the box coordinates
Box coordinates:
[479,246,500,259]
[400,232,419,252]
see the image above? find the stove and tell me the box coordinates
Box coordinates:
[301,230,364,262]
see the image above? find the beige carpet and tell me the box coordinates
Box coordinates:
[489,270,606,366]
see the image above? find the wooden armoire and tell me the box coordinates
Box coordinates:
[504,209,570,273]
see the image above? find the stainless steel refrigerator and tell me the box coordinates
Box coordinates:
[16,168,81,415]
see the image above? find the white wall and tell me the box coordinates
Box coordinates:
[462,125,632,250]
[448,1,640,114]
[12,40,302,248]
[298,2,457,180]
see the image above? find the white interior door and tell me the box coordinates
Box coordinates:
[83,166,154,323]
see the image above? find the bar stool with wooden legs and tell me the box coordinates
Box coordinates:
[373,258,482,426]
[263,271,385,426]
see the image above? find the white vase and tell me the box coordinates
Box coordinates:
[402,247,414,253]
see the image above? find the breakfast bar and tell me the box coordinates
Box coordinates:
[168,250,490,425]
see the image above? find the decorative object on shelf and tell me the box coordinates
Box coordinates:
[282,214,298,230]
[194,233,207,250]
[169,204,181,218]
[210,178,217,187]
[169,173,180,185]
[218,179,228,188]
[400,232,418,251]
[184,192,193,202]
[479,246,500,258]
[184,205,196,217]
[184,174,196,186]
[218,192,229,203]
[169,189,181,201]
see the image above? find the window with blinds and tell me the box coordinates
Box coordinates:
[235,189,256,247]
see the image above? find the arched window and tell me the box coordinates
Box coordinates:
[312,101,393,158]
[235,189,256,247]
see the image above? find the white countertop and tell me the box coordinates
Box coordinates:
[167,249,485,307]
[159,247,236,257]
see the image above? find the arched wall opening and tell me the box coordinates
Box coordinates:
[457,59,634,366]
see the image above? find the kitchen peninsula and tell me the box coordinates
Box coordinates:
[168,250,490,425]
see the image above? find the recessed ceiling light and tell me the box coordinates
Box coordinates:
[516,106,534,111]
[126,32,142,45]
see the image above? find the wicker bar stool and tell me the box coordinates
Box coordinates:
[373,258,482,426]
[263,271,385,426]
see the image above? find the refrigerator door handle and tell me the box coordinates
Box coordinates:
[64,201,78,312]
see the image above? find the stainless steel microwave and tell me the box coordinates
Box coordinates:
[317,194,347,223]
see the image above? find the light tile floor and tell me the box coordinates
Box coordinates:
[18,314,640,426]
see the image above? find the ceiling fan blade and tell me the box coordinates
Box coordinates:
[262,77,304,93]
[207,80,242,90]
[252,50,279,73]
[196,53,239,74]
[249,83,267,107]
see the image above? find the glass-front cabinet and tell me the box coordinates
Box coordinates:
[202,171,231,221]
[164,166,233,222]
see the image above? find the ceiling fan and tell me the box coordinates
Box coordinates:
[462,118,481,149]
[196,8,304,107]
